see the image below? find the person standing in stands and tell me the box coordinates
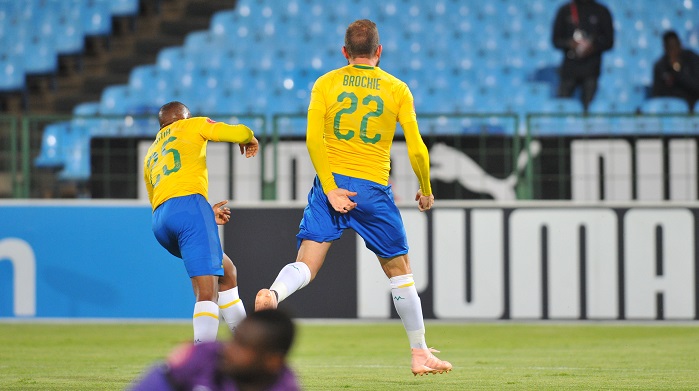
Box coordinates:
[652,30,699,112]
[552,0,614,111]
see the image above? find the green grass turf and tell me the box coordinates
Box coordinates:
[0,321,697,390]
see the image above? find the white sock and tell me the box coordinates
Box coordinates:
[218,287,246,332]
[193,300,220,344]
[269,262,312,302]
[390,274,428,349]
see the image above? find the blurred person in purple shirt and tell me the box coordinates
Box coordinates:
[129,310,301,391]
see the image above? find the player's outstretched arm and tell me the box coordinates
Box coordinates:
[415,189,434,212]
[239,136,259,158]
[213,200,231,225]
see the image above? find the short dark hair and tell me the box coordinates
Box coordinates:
[344,19,380,59]
[247,309,296,355]
[158,101,190,128]
[663,30,680,45]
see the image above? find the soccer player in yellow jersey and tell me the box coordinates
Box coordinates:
[255,20,452,375]
[144,101,259,344]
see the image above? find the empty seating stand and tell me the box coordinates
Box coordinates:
[32,0,699,181]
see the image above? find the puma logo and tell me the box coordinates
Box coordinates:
[430,141,542,200]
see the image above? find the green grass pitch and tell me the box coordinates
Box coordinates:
[0,321,697,390]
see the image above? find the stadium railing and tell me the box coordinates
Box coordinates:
[526,113,699,200]
[0,114,20,197]
[5,113,266,199]
[5,112,699,201]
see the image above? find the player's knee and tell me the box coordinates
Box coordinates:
[195,290,218,302]
[380,254,411,277]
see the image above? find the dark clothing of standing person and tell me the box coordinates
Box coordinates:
[552,0,614,111]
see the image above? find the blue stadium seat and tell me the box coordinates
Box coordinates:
[60,0,699,141]
[57,125,91,181]
[0,53,25,92]
[209,10,238,43]
[35,121,70,169]
[71,101,111,139]
[110,0,139,16]
[100,85,133,116]
[539,98,584,114]
[73,101,101,116]
[128,65,166,112]
[22,33,58,75]
[641,97,690,114]
[54,0,85,55]
[82,0,112,36]
[156,46,186,72]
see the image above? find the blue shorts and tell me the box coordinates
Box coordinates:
[297,174,409,258]
[152,194,224,277]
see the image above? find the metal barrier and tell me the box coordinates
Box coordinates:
[3,114,266,199]
[4,112,699,201]
[0,115,19,197]
[526,113,699,201]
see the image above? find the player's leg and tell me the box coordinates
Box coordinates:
[349,178,450,375]
[255,240,330,311]
[256,176,344,311]
[190,275,220,343]
[178,194,227,343]
[217,253,246,332]
[380,254,452,375]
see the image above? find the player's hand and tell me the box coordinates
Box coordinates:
[213,200,231,225]
[328,188,357,214]
[239,137,259,158]
[415,189,434,212]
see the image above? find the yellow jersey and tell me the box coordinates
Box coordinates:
[143,117,254,210]
[307,64,432,195]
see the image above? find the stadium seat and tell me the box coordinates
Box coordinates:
[60,0,699,142]
[18,4,58,74]
[35,121,70,169]
[57,125,91,181]
[128,65,167,112]
[22,33,58,75]
[73,101,101,116]
[71,100,114,140]
[54,1,85,55]
[0,53,25,92]
[156,46,186,72]
[82,0,112,36]
[539,98,585,114]
[641,97,691,114]
[99,84,133,116]
[209,10,238,43]
[109,0,139,17]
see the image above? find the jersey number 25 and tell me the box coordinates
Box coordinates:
[147,136,182,187]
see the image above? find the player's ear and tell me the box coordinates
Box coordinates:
[375,44,383,59]
[342,46,350,60]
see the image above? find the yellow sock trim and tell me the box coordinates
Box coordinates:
[219,298,241,309]
[193,311,219,319]
[398,282,415,288]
